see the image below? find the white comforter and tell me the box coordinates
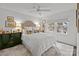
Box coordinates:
[22,32,57,56]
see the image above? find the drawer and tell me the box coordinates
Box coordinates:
[11,33,22,38]
[2,34,10,44]
[7,41,15,47]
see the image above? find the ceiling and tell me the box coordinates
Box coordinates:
[0,3,76,22]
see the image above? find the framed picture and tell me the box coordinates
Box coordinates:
[5,16,16,28]
[7,16,14,22]
[5,21,16,28]
[57,22,68,34]
[48,23,54,31]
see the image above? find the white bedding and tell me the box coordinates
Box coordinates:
[22,32,58,56]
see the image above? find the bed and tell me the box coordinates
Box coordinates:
[22,32,61,56]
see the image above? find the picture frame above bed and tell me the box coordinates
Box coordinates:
[56,22,68,34]
[47,19,69,34]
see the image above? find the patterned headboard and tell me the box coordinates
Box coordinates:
[22,20,36,29]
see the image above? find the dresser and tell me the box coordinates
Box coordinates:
[0,32,22,50]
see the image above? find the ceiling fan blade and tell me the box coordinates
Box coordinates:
[30,9,51,12]
[38,9,51,11]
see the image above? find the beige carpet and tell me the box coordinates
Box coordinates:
[0,43,73,56]
[56,42,73,56]
[0,44,31,56]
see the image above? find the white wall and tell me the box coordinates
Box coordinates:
[77,33,79,55]
[47,9,77,46]
[0,8,39,30]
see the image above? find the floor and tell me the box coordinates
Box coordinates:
[0,42,73,56]
[56,42,73,56]
[0,44,31,56]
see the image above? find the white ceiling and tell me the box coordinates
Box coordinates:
[0,3,76,22]
[0,3,76,18]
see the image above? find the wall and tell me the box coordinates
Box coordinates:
[47,9,77,46]
[0,8,38,31]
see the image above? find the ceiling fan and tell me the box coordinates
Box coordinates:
[29,4,51,12]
